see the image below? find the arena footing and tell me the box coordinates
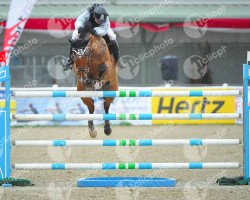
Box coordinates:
[77,177,176,187]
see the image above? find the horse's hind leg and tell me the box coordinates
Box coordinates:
[81,97,97,138]
[104,98,113,136]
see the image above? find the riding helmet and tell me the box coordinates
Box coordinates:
[93,5,108,22]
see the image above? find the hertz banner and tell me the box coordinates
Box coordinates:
[152,89,235,124]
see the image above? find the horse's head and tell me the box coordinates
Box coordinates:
[69,38,92,86]
[70,28,111,90]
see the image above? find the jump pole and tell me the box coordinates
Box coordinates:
[13,162,241,170]
[243,54,250,180]
[0,66,11,179]
[0,62,249,183]
[12,139,241,147]
[13,90,241,98]
[12,113,240,121]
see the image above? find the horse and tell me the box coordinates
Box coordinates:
[69,28,118,138]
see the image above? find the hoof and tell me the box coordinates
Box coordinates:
[88,127,97,138]
[104,126,112,136]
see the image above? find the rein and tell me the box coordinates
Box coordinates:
[71,39,108,91]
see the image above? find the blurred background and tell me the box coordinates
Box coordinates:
[1,0,250,87]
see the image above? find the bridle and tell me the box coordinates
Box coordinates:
[72,43,108,91]
[72,47,90,78]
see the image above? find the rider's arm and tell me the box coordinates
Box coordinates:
[94,17,110,36]
[75,10,90,30]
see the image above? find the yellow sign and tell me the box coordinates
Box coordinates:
[152,90,235,124]
[0,100,16,114]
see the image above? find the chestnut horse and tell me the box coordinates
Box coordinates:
[69,30,118,138]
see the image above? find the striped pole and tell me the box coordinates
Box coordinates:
[0,66,11,179]
[13,90,241,98]
[12,162,241,170]
[243,63,250,180]
[12,113,241,121]
[12,139,241,147]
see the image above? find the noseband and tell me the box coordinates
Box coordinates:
[72,44,108,91]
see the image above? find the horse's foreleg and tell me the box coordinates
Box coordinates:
[81,97,97,138]
[104,98,113,136]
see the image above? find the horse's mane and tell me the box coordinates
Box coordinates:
[70,39,89,49]
[69,26,94,49]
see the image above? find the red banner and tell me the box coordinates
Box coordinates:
[1,0,37,66]
[1,18,250,33]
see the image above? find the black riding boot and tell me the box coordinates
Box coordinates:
[109,40,120,62]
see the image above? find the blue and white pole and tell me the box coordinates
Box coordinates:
[0,66,11,179]
[243,52,250,179]
[243,53,250,180]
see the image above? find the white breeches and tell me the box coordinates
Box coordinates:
[72,29,79,40]
[106,28,116,40]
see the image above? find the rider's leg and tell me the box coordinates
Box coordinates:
[63,29,78,71]
[107,28,120,62]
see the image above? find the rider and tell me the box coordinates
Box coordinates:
[63,3,120,71]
